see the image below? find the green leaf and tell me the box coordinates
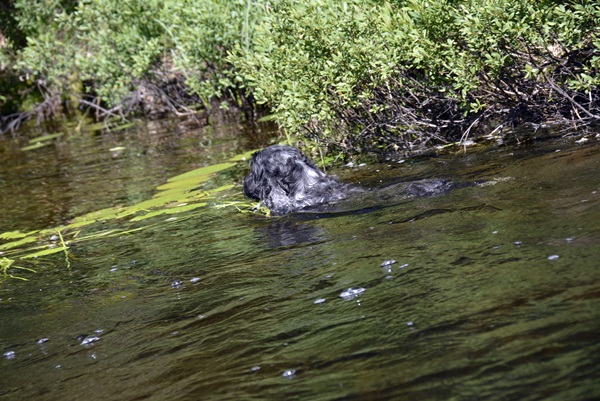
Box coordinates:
[21,141,53,151]
[0,230,39,240]
[21,246,67,259]
[167,163,236,183]
[129,202,208,222]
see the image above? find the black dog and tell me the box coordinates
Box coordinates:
[243,145,454,215]
[243,145,358,215]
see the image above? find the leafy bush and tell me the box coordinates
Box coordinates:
[1,0,267,131]
[1,0,598,155]
[232,0,600,154]
[160,0,265,106]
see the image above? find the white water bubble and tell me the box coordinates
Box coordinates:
[282,369,296,379]
[3,351,15,360]
[80,336,100,346]
[380,260,396,267]
[548,255,560,261]
[339,287,366,301]
[313,298,326,304]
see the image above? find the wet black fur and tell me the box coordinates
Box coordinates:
[243,145,455,215]
[243,145,356,215]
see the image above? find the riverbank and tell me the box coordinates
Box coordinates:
[1,0,598,156]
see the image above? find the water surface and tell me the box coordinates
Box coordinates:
[1,123,599,400]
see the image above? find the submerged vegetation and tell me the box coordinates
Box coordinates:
[0,149,257,282]
[1,0,599,155]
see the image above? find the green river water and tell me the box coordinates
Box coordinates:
[1,119,599,400]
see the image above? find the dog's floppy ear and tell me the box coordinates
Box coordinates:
[244,171,265,202]
[243,172,261,200]
[243,149,277,201]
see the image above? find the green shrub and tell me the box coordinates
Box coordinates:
[157,0,267,107]
[232,0,600,154]
[2,0,598,153]
[2,0,267,127]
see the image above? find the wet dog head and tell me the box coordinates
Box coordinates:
[243,145,350,215]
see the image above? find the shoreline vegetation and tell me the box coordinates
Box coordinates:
[1,0,598,156]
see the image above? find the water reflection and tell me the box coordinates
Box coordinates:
[253,219,328,248]
[1,126,600,401]
[0,115,274,232]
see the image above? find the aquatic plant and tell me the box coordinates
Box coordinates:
[0,149,258,281]
[0,256,36,281]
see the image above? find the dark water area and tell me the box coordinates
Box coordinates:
[1,119,599,400]
[0,116,269,232]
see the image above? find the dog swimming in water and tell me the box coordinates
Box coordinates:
[243,145,359,215]
[243,145,454,215]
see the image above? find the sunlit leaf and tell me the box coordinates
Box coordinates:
[0,257,37,282]
[30,133,63,142]
[1,156,241,266]
[76,227,147,242]
[21,141,53,151]
[0,236,38,251]
[229,149,260,162]
[21,246,67,259]
[206,184,235,194]
[0,230,39,240]
[167,163,235,183]
[130,202,208,221]
[67,219,98,229]
[0,257,14,271]
[70,206,128,224]
[156,176,212,191]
